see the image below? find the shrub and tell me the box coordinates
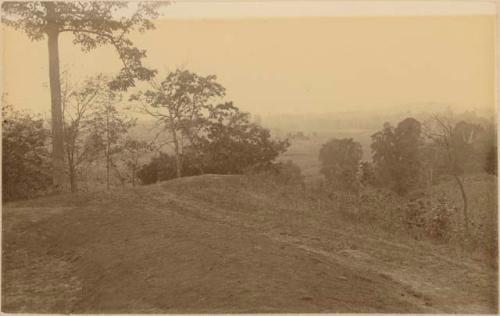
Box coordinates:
[244,160,305,187]
[2,105,53,201]
[359,161,377,187]
[425,197,457,241]
[401,198,428,239]
[136,152,201,185]
[275,160,305,186]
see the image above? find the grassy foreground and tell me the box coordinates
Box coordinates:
[2,174,497,313]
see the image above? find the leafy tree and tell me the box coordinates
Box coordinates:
[319,138,363,192]
[275,160,305,186]
[90,92,135,190]
[425,115,475,236]
[132,70,289,179]
[419,141,443,201]
[136,103,289,183]
[370,122,396,184]
[371,118,424,195]
[119,138,152,186]
[423,119,495,178]
[131,69,225,177]
[450,121,485,174]
[61,74,107,192]
[485,145,497,175]
[359,161,377,187]
[477,123,497,175]
[193,102,290,174]
[136,155,163,185]
[270,160,305,186]
[2,104,52,201]
[1,1,164,188]
[393,117,425,192]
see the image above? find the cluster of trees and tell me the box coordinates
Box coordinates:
[60,74,153,192]
[320,116,496,194]
[2,74,152,200]
[2,2,497,210]
[318,115,496,235]
[3,69,289,200]
[2,1,165,190]
[2,2,289,200]
[132,71,289,184]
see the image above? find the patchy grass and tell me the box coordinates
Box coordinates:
[2,174,497,313]
[277,134,497,264]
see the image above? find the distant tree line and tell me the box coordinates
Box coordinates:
[318,115,497,236]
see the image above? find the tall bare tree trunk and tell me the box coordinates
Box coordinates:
[46,3,65,190]
[106,108,111,190]
[69,167,77,193]
[183,131,204,175]
[428,168,433,210]
[106,150,110,190]
[170,127,182,178]
[442,131,470,239]
[453,174,469,237]
[66,145,77,193]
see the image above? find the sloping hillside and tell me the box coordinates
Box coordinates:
[2,175,497,313]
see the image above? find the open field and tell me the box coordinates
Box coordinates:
[2,175,497,313]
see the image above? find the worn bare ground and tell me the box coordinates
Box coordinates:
[2,175,497,313]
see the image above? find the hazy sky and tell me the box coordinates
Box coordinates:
[2,4,496,116]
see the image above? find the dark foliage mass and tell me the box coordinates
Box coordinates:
[245,160,305,186]
[2,105,53,201]
[366,117,495,185]
[136,152,199,185]
[485,145,497,175]
[371,118,424,195]
[137,105,290,184]
[131,69,228,178]
[319,138,363,192]
[359,161,377,187]
[191,102,290,174]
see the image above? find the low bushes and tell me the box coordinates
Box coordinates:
[2,105,54,201]
[244,160,305,187]
[248,169,496,265]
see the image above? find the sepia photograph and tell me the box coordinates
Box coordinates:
[1,0,498,313]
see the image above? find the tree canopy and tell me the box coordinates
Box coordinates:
[1,1,164,90]
[1,1,165,188]
[319,138,363,192]
[131,69,227,177]
[371,118,424,195]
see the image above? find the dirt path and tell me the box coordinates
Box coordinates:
[141,182,497,313]
[2,176,497,313]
